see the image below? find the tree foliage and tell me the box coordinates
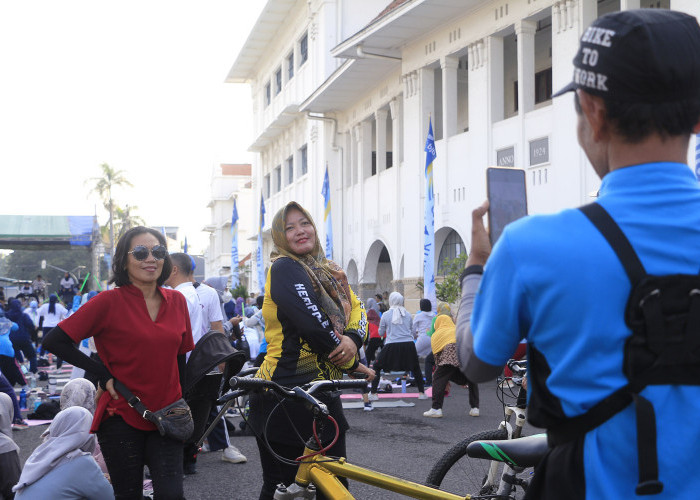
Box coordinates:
[415,252,469,305]
[86,163,134,254]
[435,253,468,304]
[230,283,248,300]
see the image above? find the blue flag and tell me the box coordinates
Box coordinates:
[423,118,437,309]
[695,133,700,181]
[231,199,239,288]
[321,165,333,260]
[183,237,188,254]
[256,194,266,294]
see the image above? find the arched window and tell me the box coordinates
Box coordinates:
[437,230,466,275]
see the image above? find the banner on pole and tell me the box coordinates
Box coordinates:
[321,165,333,260]
[231,199,239,288]
[257,194,266,294]
[423,118,437,309]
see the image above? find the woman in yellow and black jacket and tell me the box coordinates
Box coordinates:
[248,201,369,500]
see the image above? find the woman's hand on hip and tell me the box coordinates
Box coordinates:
[329,335,358,366]
[95,378,119,404]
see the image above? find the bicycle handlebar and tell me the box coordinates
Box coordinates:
[228,376,368,417]
[506,359,527,377]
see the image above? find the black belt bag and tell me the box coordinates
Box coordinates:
[114,380,194,442]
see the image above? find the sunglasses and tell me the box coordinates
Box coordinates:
[128,245,168,261]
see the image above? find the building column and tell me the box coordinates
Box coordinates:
[389,98,401,165]
[360,120,372,179]
[441,55,459,138]
[488,35,504,123]
[516,20,537,115]
[620,0,640,9]
[352,124,361,184]
[375,109,388,173]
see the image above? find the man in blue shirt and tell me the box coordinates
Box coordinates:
[456,9,700,499]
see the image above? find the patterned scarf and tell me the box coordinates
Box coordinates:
[270,201,352,335]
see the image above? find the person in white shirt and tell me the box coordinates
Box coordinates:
[58,273,76,305]
[164,254,203,346]
[37,295,68,359]
[31,276,47,301]
[167,255,247,472]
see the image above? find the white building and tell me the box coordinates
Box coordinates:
[203,163,254,288]
[229,0,700,310]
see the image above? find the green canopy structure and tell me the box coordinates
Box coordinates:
[0,215,98,250]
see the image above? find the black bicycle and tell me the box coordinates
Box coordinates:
[426,360,547,499]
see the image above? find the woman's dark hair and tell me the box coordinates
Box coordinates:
[419,298,432,312]
[110,226,172,287]
[256,295,264,309]
[375,293,383,301]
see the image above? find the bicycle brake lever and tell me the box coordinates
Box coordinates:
[293,387,329,417]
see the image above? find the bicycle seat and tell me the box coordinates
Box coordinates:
[466,433,548,469]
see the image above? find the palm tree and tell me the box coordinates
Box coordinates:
[86,163,133,256]
[114,204,146,239]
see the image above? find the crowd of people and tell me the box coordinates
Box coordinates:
[1,9,698,499]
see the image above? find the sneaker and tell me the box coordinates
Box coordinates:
[222,445,247,464]
[368,392,379,402]
[183,463,197,475]
[199,442,210,453]
[12,420,29,430]
[469,407,480,417]
[364,402,373,412]
[423,408,443,418]
[417,393,428,400]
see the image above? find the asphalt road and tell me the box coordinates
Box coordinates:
[13,382,530,499]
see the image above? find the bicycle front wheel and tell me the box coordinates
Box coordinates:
[426,428,530,499]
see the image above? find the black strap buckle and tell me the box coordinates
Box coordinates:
[127,395,141,408]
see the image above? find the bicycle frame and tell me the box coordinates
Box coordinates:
[275,442,470,500]
[478,396,528,496]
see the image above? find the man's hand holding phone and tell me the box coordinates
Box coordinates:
[467,201,491,267]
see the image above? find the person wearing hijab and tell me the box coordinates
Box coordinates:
[424,303,454,389]
[365,308,384,366]
[248,201,372,499]
[22,301,40,334]
[0,310,27,390]
[233,296,245,317]
[368,292,428,400]
[58,378,108,474]
[413,298,436,385]
[366,297,382,316]
[13,406,114,499]
[0,392,21,499]
[423,315,480,418]
[5,299,37,375]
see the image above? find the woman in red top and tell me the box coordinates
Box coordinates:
[44,227,194,499]
[365,308,383,366]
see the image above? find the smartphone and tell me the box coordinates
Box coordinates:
[486,167,528,246]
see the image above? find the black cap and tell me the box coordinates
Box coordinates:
[553,9,700,103]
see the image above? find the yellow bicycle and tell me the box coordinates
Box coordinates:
[227,376,546,500]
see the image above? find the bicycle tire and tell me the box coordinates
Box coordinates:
[426,428,532,499]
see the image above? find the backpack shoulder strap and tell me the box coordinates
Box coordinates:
[579,203,647,285]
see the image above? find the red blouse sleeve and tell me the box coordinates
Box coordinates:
[58,292,110,344]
